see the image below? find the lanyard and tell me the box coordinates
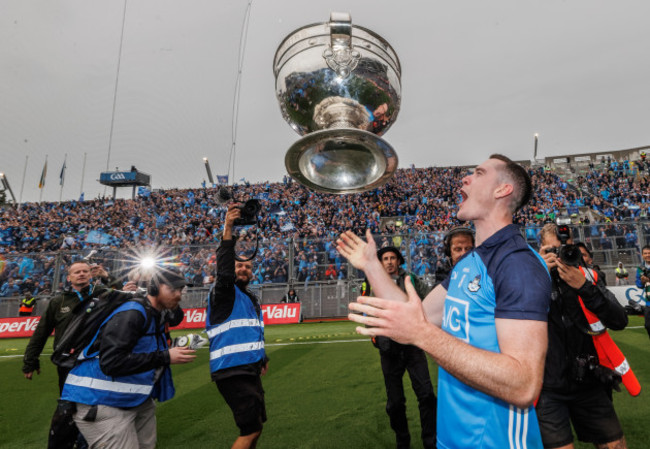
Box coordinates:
[72,284,94,302]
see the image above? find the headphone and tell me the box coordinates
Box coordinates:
[443,226,475,258]
[147,281,159,296]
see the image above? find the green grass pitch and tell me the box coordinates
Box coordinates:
[1,318,649,448]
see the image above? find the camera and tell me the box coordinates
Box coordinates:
[173,333,208,350]
[545,224,583,267]
[216,187,261,226]
[573,354,622,391]
[234,199,261,226]
[642,268,650,280]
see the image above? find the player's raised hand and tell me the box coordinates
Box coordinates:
[348,276,428,346]
[336,229,377,270]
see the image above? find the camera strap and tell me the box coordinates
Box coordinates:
[234,224,260,263]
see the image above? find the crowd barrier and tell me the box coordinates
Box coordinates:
[1,221,649,320]
[2,283,646,339]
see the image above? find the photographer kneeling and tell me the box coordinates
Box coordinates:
[537,223,629,449]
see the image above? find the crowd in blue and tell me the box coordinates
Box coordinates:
[1,156,650,299]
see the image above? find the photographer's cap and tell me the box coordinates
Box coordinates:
[152,270,193,289]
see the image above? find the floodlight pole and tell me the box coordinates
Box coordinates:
[0,173,17,204]
[533,133,539,161]
[203,158,215,185]
[18,154,28,208]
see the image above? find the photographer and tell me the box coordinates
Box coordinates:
[635,245,650,339]
[60,270,196,448]
[537,223,629,449]
[433,226,475,287]
[575,242,607,286]
[361,246,436,449]
[207,203,268,449]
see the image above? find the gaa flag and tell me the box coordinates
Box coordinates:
[217,175,228,185]
[38,160,48,189]
[138,186,151,197]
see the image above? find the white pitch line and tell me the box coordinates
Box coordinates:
[0,338,369,359]
[6,326,648,359]
[267,339,366,347]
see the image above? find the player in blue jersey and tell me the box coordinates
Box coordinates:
[338,154,552,449]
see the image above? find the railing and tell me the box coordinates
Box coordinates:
[0,282,362,320]
[1,222,649,318]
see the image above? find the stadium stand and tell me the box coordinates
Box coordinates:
[1,147,649,318]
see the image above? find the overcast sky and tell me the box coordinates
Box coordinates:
[1,0,649,203]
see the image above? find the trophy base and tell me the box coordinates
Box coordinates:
[285,129,398,194]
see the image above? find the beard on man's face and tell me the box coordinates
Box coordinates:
[235,276,250,288]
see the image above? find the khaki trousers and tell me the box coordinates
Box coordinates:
[73,398,157,449]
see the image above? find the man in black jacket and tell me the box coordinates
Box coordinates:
[22,261,136,449]
[537,223,628,449]
[361,246,436,449]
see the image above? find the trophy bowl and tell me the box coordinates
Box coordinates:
[273,12,401,194]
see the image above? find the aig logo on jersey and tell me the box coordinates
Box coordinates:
[442,296,470,342]
[467,274,481,293]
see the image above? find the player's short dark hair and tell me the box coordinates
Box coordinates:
[489,154,532,213]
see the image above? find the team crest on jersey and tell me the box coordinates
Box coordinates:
[61,306,71,313]
[467,275,481,292]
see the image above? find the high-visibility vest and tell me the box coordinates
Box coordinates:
[578,267,641,396]
[206,286,265,374]
[61,301,175,407]
[19,297,36,314]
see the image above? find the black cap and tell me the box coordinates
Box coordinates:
[377,246,405,265]
[151,270,192,289]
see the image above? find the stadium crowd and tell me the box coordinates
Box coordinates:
[1,158,650,298]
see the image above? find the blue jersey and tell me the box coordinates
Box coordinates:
[439,224,551,449]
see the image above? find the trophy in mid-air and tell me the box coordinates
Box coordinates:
[273,12,401,194]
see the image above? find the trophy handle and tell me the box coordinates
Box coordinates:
[329,12,352,46]
[323,12,360,78]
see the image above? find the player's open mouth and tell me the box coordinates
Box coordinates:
[460,190,468,201]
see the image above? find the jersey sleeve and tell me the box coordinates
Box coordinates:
[493,249,551,321]
[441,273,451,291]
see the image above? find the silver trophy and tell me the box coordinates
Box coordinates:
[273,12,401,194]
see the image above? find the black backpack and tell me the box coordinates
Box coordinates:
[51,289,147,369]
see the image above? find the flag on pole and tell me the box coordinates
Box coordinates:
[217,175,229,185]
[38,160,48,189]
[59,157,67,186]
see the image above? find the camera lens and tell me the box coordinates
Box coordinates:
[243,199,260,216]
[234,199,261,226]
[559,244,583,267]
